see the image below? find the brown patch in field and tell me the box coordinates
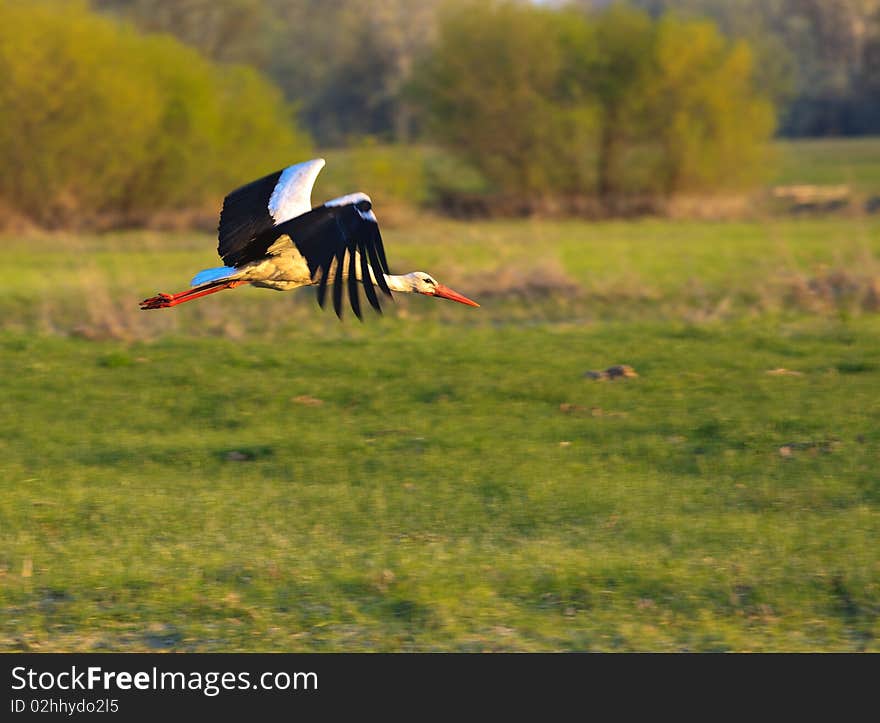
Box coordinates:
[771,185,851,214]
[584,364,638,380]
[373,569,396,593]
[664,194,754,220]
[559,403,587,414]
[0,199,40,234]
[779,439,842,457]
[459,259,583,301]
[69,269,142,341]
[292,395,324,407]
[780,268,880,314]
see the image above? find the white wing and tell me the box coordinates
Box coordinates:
[267,158,326,224]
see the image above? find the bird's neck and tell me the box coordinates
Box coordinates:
[354,264,415,293]
[384,274,415,293]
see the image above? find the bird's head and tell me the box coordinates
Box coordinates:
[404,272,480,307]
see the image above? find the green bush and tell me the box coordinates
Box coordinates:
[412,1,775,206]
[316,138,432,208]
[410,1,592,198]
[0,0,311,226]
[646,14,775,195]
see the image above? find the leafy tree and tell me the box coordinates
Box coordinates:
[567,5,656,205]
[410,1,594,198]
[599,0,880,135]
[96,0,445,144]
[0,0,310,226]
[93,0,267,65]
[412,1,775,203]
[262,0,443,144]
[647,15,776,194]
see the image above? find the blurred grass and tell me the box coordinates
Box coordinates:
[1,212,880,651]
[1,319,879,651]
[1,215,878,338]
[772,137,880,194]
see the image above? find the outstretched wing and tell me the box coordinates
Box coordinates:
[249,194,392,319]
[217,158,325,268]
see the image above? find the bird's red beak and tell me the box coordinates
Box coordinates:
[431,284,480,307]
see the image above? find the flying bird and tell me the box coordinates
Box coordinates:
[140,158,479,318]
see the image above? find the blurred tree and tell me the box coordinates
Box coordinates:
[646,15,776,193]
[412,1,774,203]
[262,0,442,144]
[94,0,444,145]
[567,5,656,206]
[774,0,880,135]
[0,0,311,226]
[93,0,268,65]
[597,0,880,135]
[410,1,595,198]
[92,0,879,140]
[861,9,880,115]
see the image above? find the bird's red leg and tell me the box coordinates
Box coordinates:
[140,280,248,310]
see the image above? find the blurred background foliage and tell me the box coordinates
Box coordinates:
[0,0,311,227]
[0,0,878,225]
[412,2,774,205]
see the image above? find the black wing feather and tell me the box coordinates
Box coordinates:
[365,240,391,296]
[330,214,347,318]
[359,239,381,313]
[257,202,392,318]
[334,206,391,293]
[347,236,362,320]
[332,245,345,318]
[315,239,332,310]
[374,229,391,279]
[217,170,283,267]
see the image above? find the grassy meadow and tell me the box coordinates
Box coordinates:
[2,140,880,652]
[772,137,880,194]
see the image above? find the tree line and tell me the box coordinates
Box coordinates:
[0,0,854,223]
[94,0,880,142]
[614,0,880,137]
[0,0,310,226]
[412,2,774,207]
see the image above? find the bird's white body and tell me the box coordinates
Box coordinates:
[191,234,413,292]
[141,158,479,315]
[194,236,314,291]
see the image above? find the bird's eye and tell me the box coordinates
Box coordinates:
[425,278,435,286]
[356,200,372,212]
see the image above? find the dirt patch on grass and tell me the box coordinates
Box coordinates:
[781,269,880,314]
[458,259,583,301]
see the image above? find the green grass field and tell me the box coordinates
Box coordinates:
[2,210,880,651]
[772,137,880,194]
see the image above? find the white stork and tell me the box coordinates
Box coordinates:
[140,158,479,318]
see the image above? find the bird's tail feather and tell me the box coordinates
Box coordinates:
[191,266,238,287]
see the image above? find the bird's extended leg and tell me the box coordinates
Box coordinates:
[140,280,248,310]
